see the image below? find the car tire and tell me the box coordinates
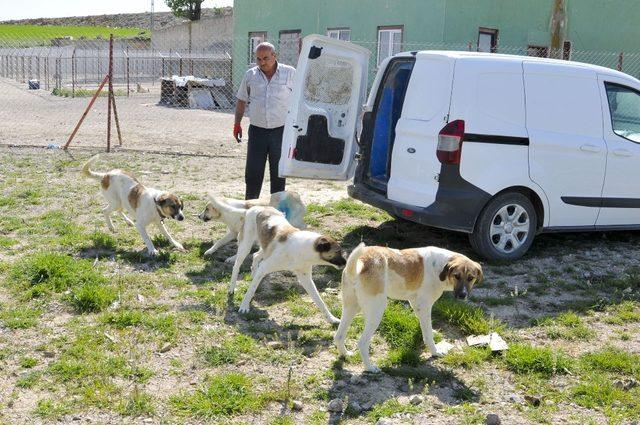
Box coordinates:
[469,192,537,261]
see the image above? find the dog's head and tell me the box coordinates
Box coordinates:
[156,193,184,221]
[198,202,222,222]
[439,255,483,300]
[314,235,346,268]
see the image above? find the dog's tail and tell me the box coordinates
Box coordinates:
[206,192,247,216]
[81,154,105,180]
[345,242,366,278]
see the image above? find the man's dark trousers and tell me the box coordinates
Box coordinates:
[245,124,286,200]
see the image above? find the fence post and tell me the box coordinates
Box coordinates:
[71,48,76,98]
[617,52,624,71]
[21,56,25,82]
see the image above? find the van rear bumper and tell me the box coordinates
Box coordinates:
[348,182,489,233]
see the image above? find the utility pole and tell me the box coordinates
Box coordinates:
[150,0,155,32]
[550,0,567,59]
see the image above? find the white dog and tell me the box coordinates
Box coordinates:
[334,243,483,372]
[231,206,345,325]
[198,191,306,261]
[82,155,185,257]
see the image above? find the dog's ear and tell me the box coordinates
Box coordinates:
[475,263,484,284]
[439,260,452,282]
[315,236,332,252]
[156,193,169,205]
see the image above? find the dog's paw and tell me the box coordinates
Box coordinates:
[327,316,341,326]
[238,304,250,314]
[175,245,186,252]
[338,350,354,357]
[224,255,237,264]
[147,249,160,257]
[203,248,216,257]
[429,349,446,358]
[365,365,381,374]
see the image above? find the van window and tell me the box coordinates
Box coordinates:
[605,82,640,143]
[367,57,415,187]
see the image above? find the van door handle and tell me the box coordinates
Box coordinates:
[613,149,633,157]
[580,144,601,153]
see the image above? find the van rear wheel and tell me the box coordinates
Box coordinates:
[469,192,537,261]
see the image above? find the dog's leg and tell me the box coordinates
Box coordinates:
[411,299,442,357]
[296,269,340,325]
[358,294,387,373]
[238,259,276,313]
[334,284,360,356]
[103,206,115,232]
[120,212,135,227]
[229,236,253,294]
[250,249,264,276]
[136,222,158,257]
[155,221,185,252]
[204,230,235,257]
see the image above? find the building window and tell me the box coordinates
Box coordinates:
[248,31,267,64]
[527,45,549,58]
[563,40,572,60]
[477,27,498,53]
[279,30,302,66]
[327,28,351,41]
[377,26,403,66]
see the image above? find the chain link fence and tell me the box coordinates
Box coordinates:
[2,32,640,108]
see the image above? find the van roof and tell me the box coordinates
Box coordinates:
[403,50,640,85]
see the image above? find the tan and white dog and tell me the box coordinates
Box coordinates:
[334,243,483,372]
[198,191,306,261]
[82,155,185,257]
[231,206,345,324]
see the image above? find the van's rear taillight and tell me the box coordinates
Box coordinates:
[437,120,465,165]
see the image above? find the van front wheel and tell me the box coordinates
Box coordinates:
[469,192,537,261]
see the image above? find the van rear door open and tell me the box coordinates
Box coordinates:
[279,34,370,180]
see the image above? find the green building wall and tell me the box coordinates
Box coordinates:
[232,0,640,87]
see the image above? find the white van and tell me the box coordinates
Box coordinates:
[279,35,640,261]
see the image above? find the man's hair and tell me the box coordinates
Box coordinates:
[255,42,276,54]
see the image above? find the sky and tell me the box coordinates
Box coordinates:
[0,0,233,21]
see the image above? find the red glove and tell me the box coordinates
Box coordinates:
[233,123,242,143]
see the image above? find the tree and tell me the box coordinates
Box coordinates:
[165,0,204,21]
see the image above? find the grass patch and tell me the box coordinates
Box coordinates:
[581,347,640,378]
[0,306,40,329]
[441,346,492,369]
[378,301,432,367]
[52,87,128,98]
[368,398,422,422]
[33,398,71,419]
[433,296,503,335]
[571,374,640,421]
[10,252,108,300]
[101,309,180,343]
[0,24,148,46]
[69,283,117,313]
[535,311,595,341]
[170,372,276,418]
[202,334,258,366]
[19,356,38,368]
[88,231,117,250]
[116,390,155,416]
[503,343,574,377]
[604,301,640,325]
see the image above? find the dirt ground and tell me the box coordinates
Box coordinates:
[1,77,640,425]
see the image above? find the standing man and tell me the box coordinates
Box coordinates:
[234,42,296,200]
